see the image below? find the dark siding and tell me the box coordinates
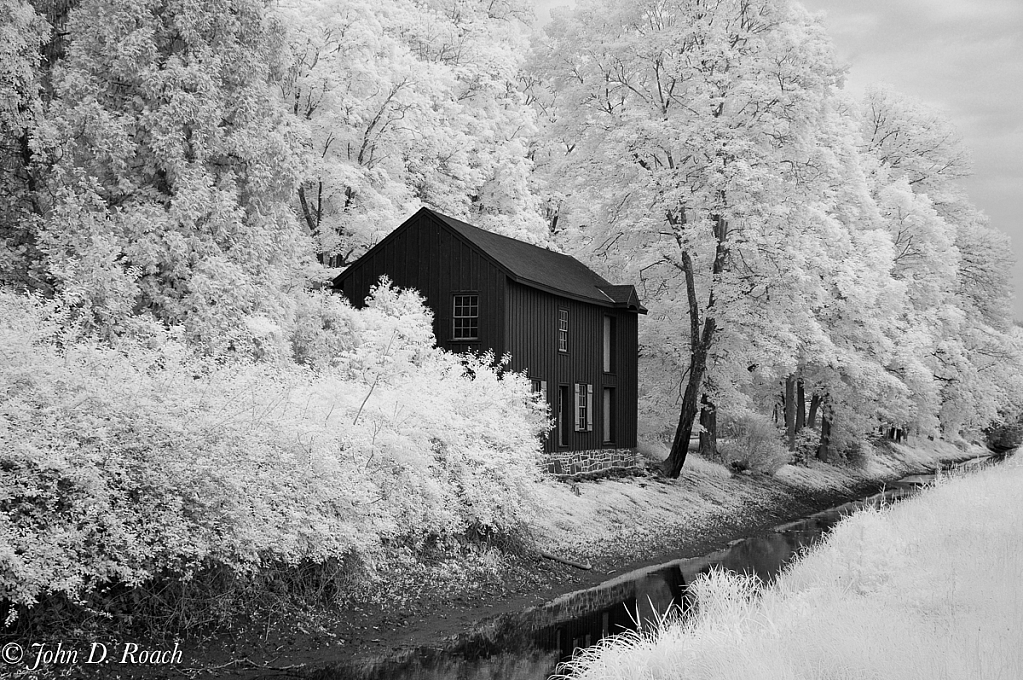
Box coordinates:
[336,212,505,357]
[619,310,638,449]
[336,210,639,455]
[505,281,638,453]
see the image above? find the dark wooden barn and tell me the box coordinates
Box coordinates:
[333,207,646,474]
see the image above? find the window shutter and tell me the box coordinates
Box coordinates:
[586,384,594,432]
[574,383,582,431]
[541,380,547,403]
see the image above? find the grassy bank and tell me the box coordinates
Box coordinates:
[526,439,971,568]
[556,452,1022,680]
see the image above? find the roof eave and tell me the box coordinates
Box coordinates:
[510,275,645,312]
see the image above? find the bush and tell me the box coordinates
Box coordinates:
[985,413,1023,452]
[792,428,819,465]
[0,283,548,627]
[717,413,790,474]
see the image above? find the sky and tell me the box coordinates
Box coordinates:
[531,0,1023,319]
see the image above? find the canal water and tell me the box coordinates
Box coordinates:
[315,461,987,680]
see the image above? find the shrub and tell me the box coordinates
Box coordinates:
[984,413,1023,452]
[792,428,820,465]
[288,290,360,369]
[717,412,790,474]
[0,283,548,627]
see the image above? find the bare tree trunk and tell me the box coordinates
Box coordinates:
[796,379,806,432]
[699,394,717,458]
[785,375,796,450]
[664,349,709,477]
[297,184,325,265]
[663,213,727,479]
[807,394,821,429]
[663,260,715,477]
[818,408,832,462]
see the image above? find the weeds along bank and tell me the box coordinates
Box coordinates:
[558,455,1023,680]
[0,286,548,632]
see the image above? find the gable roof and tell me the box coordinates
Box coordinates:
[334,207,646,313]
[429,209,646,312]
[339,208,642,310]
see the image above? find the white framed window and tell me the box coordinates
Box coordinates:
[529,378,547,402]
[603,316,615,373]
[558,309,569,352]
[574,383,593,432]
[452,294,479,340]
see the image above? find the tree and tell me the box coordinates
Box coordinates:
[0,0,50,289]
[859,86,1023,437]
[528,0,846,476]
[277,0,546,266]
[9,0,313,350]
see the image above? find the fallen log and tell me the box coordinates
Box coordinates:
[540,550,592,570]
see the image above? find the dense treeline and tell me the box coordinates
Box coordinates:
[525,0,1023,472]
[5,0,1019,465]
[1,0,552,628]
[1,0,1021,630]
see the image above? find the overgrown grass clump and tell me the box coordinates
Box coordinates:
[716,412,790,474]
[0,286,549,635]
[558,456,1023,679]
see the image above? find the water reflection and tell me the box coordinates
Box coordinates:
[535,564,690,662]
[307,649,559,680]
[314,485,928,680]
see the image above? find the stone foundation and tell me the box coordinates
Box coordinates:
[546,448,638,476]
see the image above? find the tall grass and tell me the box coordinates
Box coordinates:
[557,456,1023,679]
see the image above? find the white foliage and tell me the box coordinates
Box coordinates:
[0,284,547,607]
[277,0,547,264]
[559,459,1023,679]
[527,2,1023,448]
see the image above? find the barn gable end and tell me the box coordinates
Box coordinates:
[333,207,645,475]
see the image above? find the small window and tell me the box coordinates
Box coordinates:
[603,316,616,373]
[558,309,569,352]
[529,378,547,403]
[452,294,479,340]
[603,388,614,443]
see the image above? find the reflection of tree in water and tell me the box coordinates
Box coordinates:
[543,565,689,662]
[634,566,690,631]
[718,533,802,581]
[337,649,560,680]
[544,529,833,665]
[699,529,826,584]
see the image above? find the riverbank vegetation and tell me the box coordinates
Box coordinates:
[557,455,1023,680]
[0,286,547,633]
[0,271,976,656]
[527,440,973,566]
[2,0,1023,659]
